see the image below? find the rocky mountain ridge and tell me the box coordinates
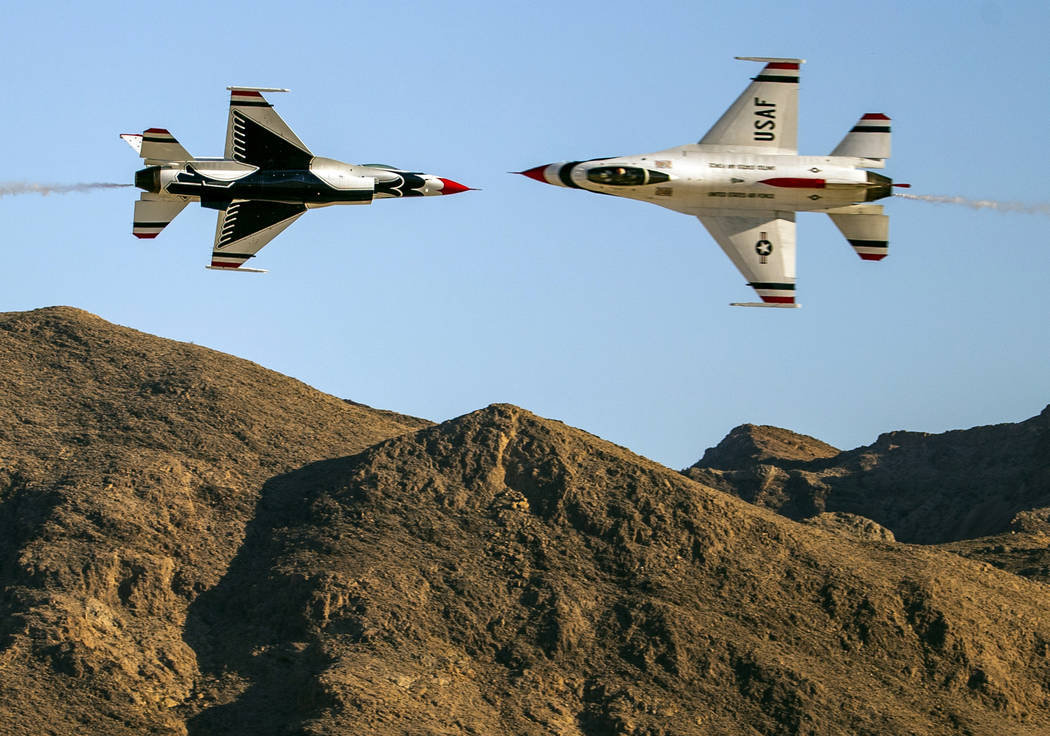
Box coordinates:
[685,411,1050,544]
[0,307,1048,735]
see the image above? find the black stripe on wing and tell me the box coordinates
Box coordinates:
[217,201,307,249]
[231,111,313,169]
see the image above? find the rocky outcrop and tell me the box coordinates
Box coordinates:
[685,411,1050,544]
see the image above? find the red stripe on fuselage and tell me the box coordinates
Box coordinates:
[861,113,890,120]
[764,62,800,70]
[761,295,796,304]
[758,178,826,188]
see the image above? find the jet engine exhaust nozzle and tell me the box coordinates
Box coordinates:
[134,166,162,193]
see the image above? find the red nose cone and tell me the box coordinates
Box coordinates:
[516,165,550,184]
[438,178,471,195]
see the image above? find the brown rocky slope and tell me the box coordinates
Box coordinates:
[1,307,1049,735]
[180,403,1050,735]
[0,306,428,735]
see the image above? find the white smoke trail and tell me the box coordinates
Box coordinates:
[0,182,132,198]
[894,192,1050,217]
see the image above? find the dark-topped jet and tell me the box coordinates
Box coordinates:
[123,87,472,272]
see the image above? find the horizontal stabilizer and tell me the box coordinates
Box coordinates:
[136,128,191,163]
[827,204,888,260]
[831,113,891,160]
[730,302,801,309]
[132,194,188,239]
[120,133,143,154]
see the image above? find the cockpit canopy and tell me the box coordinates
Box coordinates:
[586,166,670,187]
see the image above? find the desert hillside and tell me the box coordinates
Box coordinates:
[1,307,1048,735]
[0,307,427,735]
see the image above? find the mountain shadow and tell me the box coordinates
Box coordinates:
[183,457,360,734]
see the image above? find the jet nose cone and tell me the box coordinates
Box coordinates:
[516,165,550,184]
[437,178,471,195]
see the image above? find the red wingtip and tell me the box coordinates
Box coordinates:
[893,183,911,188]
[516,165,550,184]
[438,178,471,195]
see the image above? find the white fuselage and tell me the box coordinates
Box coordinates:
[531,146,891,216]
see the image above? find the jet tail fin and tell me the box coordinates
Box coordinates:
[133,193,189,239]
[826,204,888,261]
[831,114,891,163]
[121,128,191,164]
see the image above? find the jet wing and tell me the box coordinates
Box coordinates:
[208,200,307,271]
[696,212,798,306]
[224,87,313,169]
[698,57,804,155]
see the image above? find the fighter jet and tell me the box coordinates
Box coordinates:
[122,87,471,272]
[517,57,908,307]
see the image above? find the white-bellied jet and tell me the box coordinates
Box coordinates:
[122,87,471,272]
[518,57,907,307]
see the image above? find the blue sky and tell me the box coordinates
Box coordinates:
[2,1,1048,467]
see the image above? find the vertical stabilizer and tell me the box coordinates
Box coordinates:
[827,204,888,261]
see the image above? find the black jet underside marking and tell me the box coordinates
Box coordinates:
[217,201,306,247]
[168,168,372,206]
[375,172,427,197]
[232,111,312,169]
